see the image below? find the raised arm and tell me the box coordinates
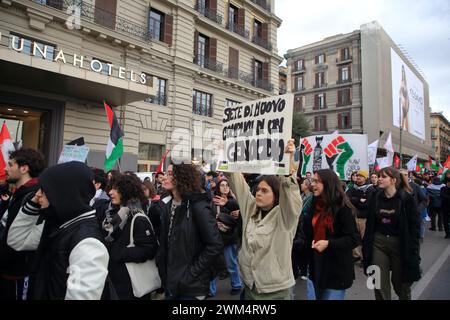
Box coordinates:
[228,172,256,221]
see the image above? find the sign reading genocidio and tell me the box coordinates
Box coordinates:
[218,94,293,175]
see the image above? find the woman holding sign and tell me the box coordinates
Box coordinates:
[227,139,302,300]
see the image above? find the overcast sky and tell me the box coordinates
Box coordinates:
[275,0,450,119]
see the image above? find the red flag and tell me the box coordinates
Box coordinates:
[444,155,450,169]
[0,122,14,181]
[156,149,170,173]
[416,165,420,173]
[394,155,400,168]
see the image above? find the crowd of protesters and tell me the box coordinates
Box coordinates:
[0,145,448,301]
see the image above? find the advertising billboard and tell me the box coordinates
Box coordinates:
[391,48,425,140]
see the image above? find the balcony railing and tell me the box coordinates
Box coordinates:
[336,55,352,64]
[145,93,167,106]
[313,83,327,89]
[227,67,273,92]
[195,3,223,25]
[250,0,271,12]
[226,22,250,39]
[33,0,150,42]
[195,56,225,74]
[252,35,272,51]
[336,79,352,85]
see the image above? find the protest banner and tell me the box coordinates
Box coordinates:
[217,94,294,175]
[299,133,368,180]
[58,145,89,164]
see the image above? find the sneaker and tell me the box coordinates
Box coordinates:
[300,276,308,281]
[230,288,242,295]
[429,228,436,231]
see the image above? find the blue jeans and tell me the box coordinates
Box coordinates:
[209,244,243,296]
[314,288,346,300]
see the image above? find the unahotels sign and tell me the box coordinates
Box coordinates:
[4,33,148,85]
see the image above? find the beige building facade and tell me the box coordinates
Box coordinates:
[431,112,450,163]
[284,22,433,161]
[0,0,282,171]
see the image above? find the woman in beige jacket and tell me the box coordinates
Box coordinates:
[227,139,302,300]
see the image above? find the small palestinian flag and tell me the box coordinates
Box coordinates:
[103,101,124,171]
[429,156,439,172]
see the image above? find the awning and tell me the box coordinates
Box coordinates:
[0,50,153,106]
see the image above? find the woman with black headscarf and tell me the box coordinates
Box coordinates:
[7,161,109,300]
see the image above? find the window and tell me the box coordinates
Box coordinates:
[338,88,351,106]
[341,47,350,60]
[253,19,262,39]
[294,96,303,112]
[149,9,164,41]
[138,143,163,161]
[314,93,326,109]
[315,72,325,87]
[339,112,351,129]
[11,35,55,60]
[226,99,240,108]
[314,116,327,131]
[92,58,111,75]
[341,66,349,82]
[295,59,304,71]
[144,76,167,106]
[197,34,209,67]
[316,54,325,64]
[254,59,263,82]
[296,76,303,91]
[228,4,238,30]
[193,90,213,117]
[318,93,325,108]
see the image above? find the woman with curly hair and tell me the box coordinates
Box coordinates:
[156,163,223,300]
[103,174,158,300]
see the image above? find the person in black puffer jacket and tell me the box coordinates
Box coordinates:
[157,163,223,300]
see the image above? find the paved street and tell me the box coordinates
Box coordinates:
[212,222,450,300]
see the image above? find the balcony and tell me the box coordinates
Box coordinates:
[336,79,352,85]
[336,55,352,65]
[250,0,271,12]
[144,93,167,106]
[195,56,225,74]
[34,0,150,42]
[431,135,437,140]
[195,3,223,25]
[279,86,287,94]
[227,67,273,92]
[226,22,250,39]
[251,35,272,51]
[292,67,306,74]
[254,79,274,92]
[313,83,327,89]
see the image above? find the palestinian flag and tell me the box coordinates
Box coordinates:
[103,101,124,171]
[429,156,439,172]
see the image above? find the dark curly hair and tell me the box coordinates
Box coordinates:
[110,174,146,207]
[9,148,45,178]
[172,163,203,197]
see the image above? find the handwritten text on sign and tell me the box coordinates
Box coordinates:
[219,94,293,174]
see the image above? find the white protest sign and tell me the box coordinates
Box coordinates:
[367,140,379,166]
[58,145,89,164]
[217,94,294,175]
[299,133,368,180]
